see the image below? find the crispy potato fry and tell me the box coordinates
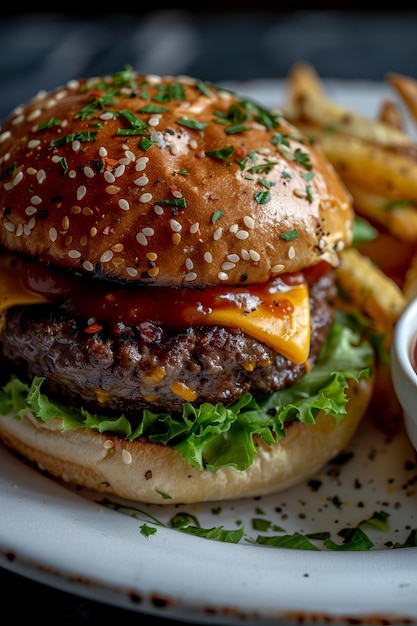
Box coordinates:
[318,132,417,203]
[336,248,406,332]
[386,72,417,129]
[348,183,417,242]
[378,97,405,130]
[402,250,417,302]
[285,62,414,147]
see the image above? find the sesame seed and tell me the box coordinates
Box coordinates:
[249,250,261,262]
[122,449,132,465]
[154,205,164,215]
[136,232,148,246]
[135,157,149,171]
[139,192,152,203]
[104,171,115,183]
[100,112,114,120]
[271,264,285,273]
[189,222,199,234]
[16,224,23,237]
[241,249,250,260]
[72,140,81,152]
[118,199,130,211]
[243,215,255,229]
[126,267,138,277]
[27,109,41,122]
[68,249,81,259]
[82,207,93,216]
[103,439,114,450]
[204,252,213,263]
[185,258,194,270]
[112,243,124,252]
[172,232,181,245]
[106,185,121,195]
[99,146,108,157]
[236,230,249,240]
[69,171,76,179]
[229,224,239,234]
[26,167,37,176]
[36,170,46,185]
[25,206,37,216]
[170,142,179,156]
[82,260,94,272]
[28,139,41,149]
[62,216,69,230]
[51,156,61,163]
[12,114,24,126]
[172,190,183,198]
[0,130,11,143]
[90,227,98,237]
[318,238,326,249]
[12,171,24,187]
[142,227,154,237]
[184,272,197,282]
[170,219,182,232]
[221,261,235,271]
[100,250,114,263]
[114,164,125,177]
[227,254,240,263]
[49,227,58,242]
[31,195,42,205]
[148,115,161,126]
[213,227,223,241]
[84,166,95,178]
[4,221,15,232]
[125,150,136,162]
[77,186,87,201]
[134,175,148,186]
[189,139,198,149]
[288,246,295,259]
[218,271,229,281]
[147,252,157,261]
[294,188,308,198]
[148,267,160,278]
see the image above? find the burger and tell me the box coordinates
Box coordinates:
[0,67,374,504]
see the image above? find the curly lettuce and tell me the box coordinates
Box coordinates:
[0,311,374,473]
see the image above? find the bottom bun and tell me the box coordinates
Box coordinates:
[0,377,373,504]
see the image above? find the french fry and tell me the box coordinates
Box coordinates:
[386,72,417,129]
[378,97,405,130]
[348,183,417,242]
[402,250,417,302]
[318,132,417,203]
[336,248,406,333]
[285,62,414,148]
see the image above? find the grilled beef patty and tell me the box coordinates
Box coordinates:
[1,273,335,416]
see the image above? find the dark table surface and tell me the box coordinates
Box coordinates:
[2,8,417,625]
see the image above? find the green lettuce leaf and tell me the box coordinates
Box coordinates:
[0,311,374,473]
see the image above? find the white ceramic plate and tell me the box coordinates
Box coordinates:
[1,80,417,626]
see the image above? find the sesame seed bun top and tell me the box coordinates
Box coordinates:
[0,69,353,287]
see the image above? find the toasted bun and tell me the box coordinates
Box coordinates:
[0,71,352,288]
[0,376,373,504]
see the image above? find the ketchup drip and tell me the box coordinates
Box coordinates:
[23,259,307,331]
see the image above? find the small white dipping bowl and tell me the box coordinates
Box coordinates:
[391,296,417,454]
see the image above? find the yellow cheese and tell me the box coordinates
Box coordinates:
[183,280,310,364]
[0,252,49,314]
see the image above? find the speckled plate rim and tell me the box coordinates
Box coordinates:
[1,80,417,626]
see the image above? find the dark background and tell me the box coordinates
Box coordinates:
[2,7,417,626]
